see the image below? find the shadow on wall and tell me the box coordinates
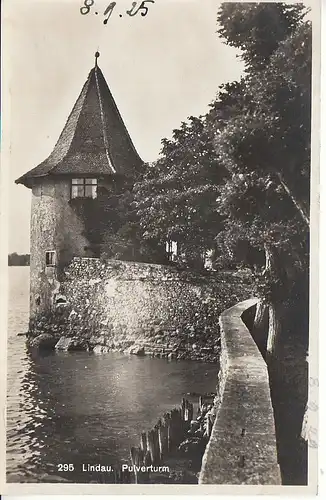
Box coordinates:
[242,304,308,485]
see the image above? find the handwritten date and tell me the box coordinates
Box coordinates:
[80,0,155,22]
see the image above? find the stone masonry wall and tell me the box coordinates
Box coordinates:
[30,178,90,319]
[29,177,115,320]
[199,298,281,485]
[47,258,235,361]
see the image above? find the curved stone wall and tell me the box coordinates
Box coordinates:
[50,258,246,361]
[199,298,281,485]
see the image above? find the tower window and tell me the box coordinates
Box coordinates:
[71,178,97,199]
[46,251,56,267]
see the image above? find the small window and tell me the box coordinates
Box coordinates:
[46,251,56,267]
[166,240,178,261]
[71,178,97,199]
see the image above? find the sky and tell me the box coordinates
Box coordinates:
[5,0,244,253]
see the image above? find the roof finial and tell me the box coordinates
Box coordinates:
[95,51,100,67]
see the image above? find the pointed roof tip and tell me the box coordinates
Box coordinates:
[15,54,143,187]
[95,51,100,68]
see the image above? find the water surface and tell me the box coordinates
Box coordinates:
[7,266,219,483]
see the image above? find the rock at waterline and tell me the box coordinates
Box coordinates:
[55,336,89,351]
[54,336,72,351]
[124,345,145,356]
[93,345,109,354]
[29,333,57,350]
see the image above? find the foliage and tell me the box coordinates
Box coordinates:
[134,116,228,266]
[217,2,307,72]
[214,21,311,207]
[212,5,311,301]
[133,1,311,321]
[70,178,165,263]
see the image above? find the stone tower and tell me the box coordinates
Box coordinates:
[15,53,143,319]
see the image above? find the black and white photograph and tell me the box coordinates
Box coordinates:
[1,0,319,493]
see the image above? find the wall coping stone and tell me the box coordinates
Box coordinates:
[66,257,220,283]
[199,298,281,485]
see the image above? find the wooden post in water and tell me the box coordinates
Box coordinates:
[205,412,213,438]
[166,412,172,451]
[153,426,161,464]
[130,446,149,484]
[171,407,183,446]
[178,406,184,439]
[181,398,186,420]
[186,401,194,423]
[130,446,140,484]
[158,417,169,458]
[170,409,176,447]
[147,428,161,464]
[180,399,192,436]
[140,432,147,453]
[147,430,154,464]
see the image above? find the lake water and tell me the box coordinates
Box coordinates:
[6,266,219,483]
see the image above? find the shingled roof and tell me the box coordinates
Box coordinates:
[16,56,143,187]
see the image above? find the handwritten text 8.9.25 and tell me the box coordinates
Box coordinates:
[80,1,155,24]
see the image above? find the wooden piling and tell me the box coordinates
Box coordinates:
[205,412,213,438]
[181,397,186,420]
[152,426,161,464]
[130,446,148,484]
[170,409,177,447]
[106,391,217,484]
[165,412,172,451]
[187,401,194,422]
[147,428,160,465]
[130,446,140,484]
[158,416,169,458]
[172,407,184,446]
[140,432,147,452]
[147,430,154,464]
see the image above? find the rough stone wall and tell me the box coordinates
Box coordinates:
[53,258,228,360]
[29,176,119,319]
[30,178,90,318]
[199,299,281,485]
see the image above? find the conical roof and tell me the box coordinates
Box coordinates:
[16,59,142,187]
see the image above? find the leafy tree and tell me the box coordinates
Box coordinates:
[134,2,311,336]
[217,2,307,72]
[70,175,165,263]
[134,116,228,267]
[213,6,311,352]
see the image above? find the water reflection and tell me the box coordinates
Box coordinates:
[8,348,219,483]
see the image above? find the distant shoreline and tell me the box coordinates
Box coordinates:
[8,253,30,266]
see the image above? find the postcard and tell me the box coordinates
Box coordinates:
[0,0,320,494]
